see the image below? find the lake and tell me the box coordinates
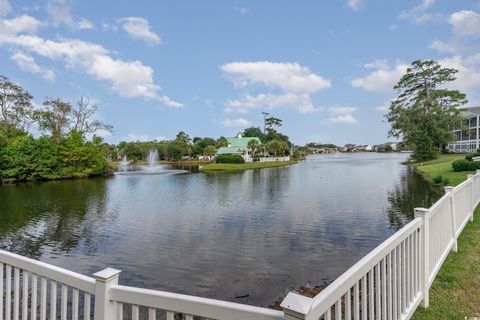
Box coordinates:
[0,152,441,307]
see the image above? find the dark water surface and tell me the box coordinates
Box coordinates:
[0,153,441,307]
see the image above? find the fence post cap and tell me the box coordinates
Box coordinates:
[93,268,121,282]
[280,292,313,318]
[414,207,429,217]
[444,186,454,192]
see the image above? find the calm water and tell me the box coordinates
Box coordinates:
[0,153,441,307]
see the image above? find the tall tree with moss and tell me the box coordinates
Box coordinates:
[387,60,467,162]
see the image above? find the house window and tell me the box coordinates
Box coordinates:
[471,117,478,128]
[471,128,477,140]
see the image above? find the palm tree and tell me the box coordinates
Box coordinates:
[247,139,259,156]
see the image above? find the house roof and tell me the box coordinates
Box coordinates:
[463,106,480,117]
[226,137,261,147]
[217,147,244,154]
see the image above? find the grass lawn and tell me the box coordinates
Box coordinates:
[201,160,298,172]
[414,153,474,186]
[413,154,480,319]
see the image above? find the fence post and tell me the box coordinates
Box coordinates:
[444,186,458,252]
[280,292,314,319]
[415,207,430,308]
[468,174,475,222]
[93,268,121,320]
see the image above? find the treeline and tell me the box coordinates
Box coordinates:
[116,117,292,162]
[0,75,113,183]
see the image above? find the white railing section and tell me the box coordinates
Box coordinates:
[280,170,480,319]
[1,170,480,320]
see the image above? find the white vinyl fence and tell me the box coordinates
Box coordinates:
[1,170,479,320]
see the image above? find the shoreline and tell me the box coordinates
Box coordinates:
[200,160,299,172]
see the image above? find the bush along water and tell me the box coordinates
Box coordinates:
[215,154,245,164]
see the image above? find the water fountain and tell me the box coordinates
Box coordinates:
[115,149,188,176]
[118,155,130,172]
[147,149,159,170]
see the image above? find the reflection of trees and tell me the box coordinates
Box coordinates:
[386,167,442,230]
[0,178,109,259]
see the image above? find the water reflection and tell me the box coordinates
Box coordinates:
[0,153,441,307]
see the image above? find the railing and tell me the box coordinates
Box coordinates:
[1,170,479,320]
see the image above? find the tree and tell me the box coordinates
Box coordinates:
[247,139,260,156]
[175,131,192,145]
[167,143,185,160]
[0,75,34,131]
[216,136,228,148]
[266,139,288,156]
[35,98,72,143]
[203,145,216,157]
[243,127,266,142]
[387,60,467,162]
[71,96,113,135]
[265,116,282,131]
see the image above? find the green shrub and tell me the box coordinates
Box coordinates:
[433,175,443,184]
[442,176,450,185]
[452,159,470,172]
[215,154,245,164]
[467,161,480,171]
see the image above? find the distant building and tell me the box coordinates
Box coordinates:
[448,107,480,153]
[216,135,262,162]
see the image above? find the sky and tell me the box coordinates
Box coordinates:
[0,0,479,146]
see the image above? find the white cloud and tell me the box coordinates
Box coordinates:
[77,18,94,30]
[0,0,11,16]
[346,0,362,11]
[0,19,181,107]
[221,61,330,114]
[326,107,358,124]
[119,17,160,45]
[221,118,253,127]
[11,51,55,81]
[0,15,45,34]
[234,6,248,14]
[351,60,408,93]
[225,93,316,114]
[399,0,439,24]
[45,0,94,30]
[449,10,480,38]
[429,40,463,53]
[438,54,480,92]
[221,61,330,93]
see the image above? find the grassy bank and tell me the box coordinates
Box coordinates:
[201,160,298,172]
[413,154,480,319]
[413,153,474,186]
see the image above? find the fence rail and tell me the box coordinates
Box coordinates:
[1,170,480,320]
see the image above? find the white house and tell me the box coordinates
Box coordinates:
[448,106,480,153]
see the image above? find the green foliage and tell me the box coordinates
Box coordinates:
[166,143,185,161]
[0,75,34,131]
[452,159,471,172]
[442,176,450,185]
[203,145,216,157]
[387,60,467,162]
[0,76,113,183]
[265,139,290,156]
[215,136,228,148]
[433,174,443,184]
[242,127,265,142]
[215,154,245,164]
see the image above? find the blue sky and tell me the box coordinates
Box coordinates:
[0,0,479,145]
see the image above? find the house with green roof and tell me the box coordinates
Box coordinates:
[216,135,261,162]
